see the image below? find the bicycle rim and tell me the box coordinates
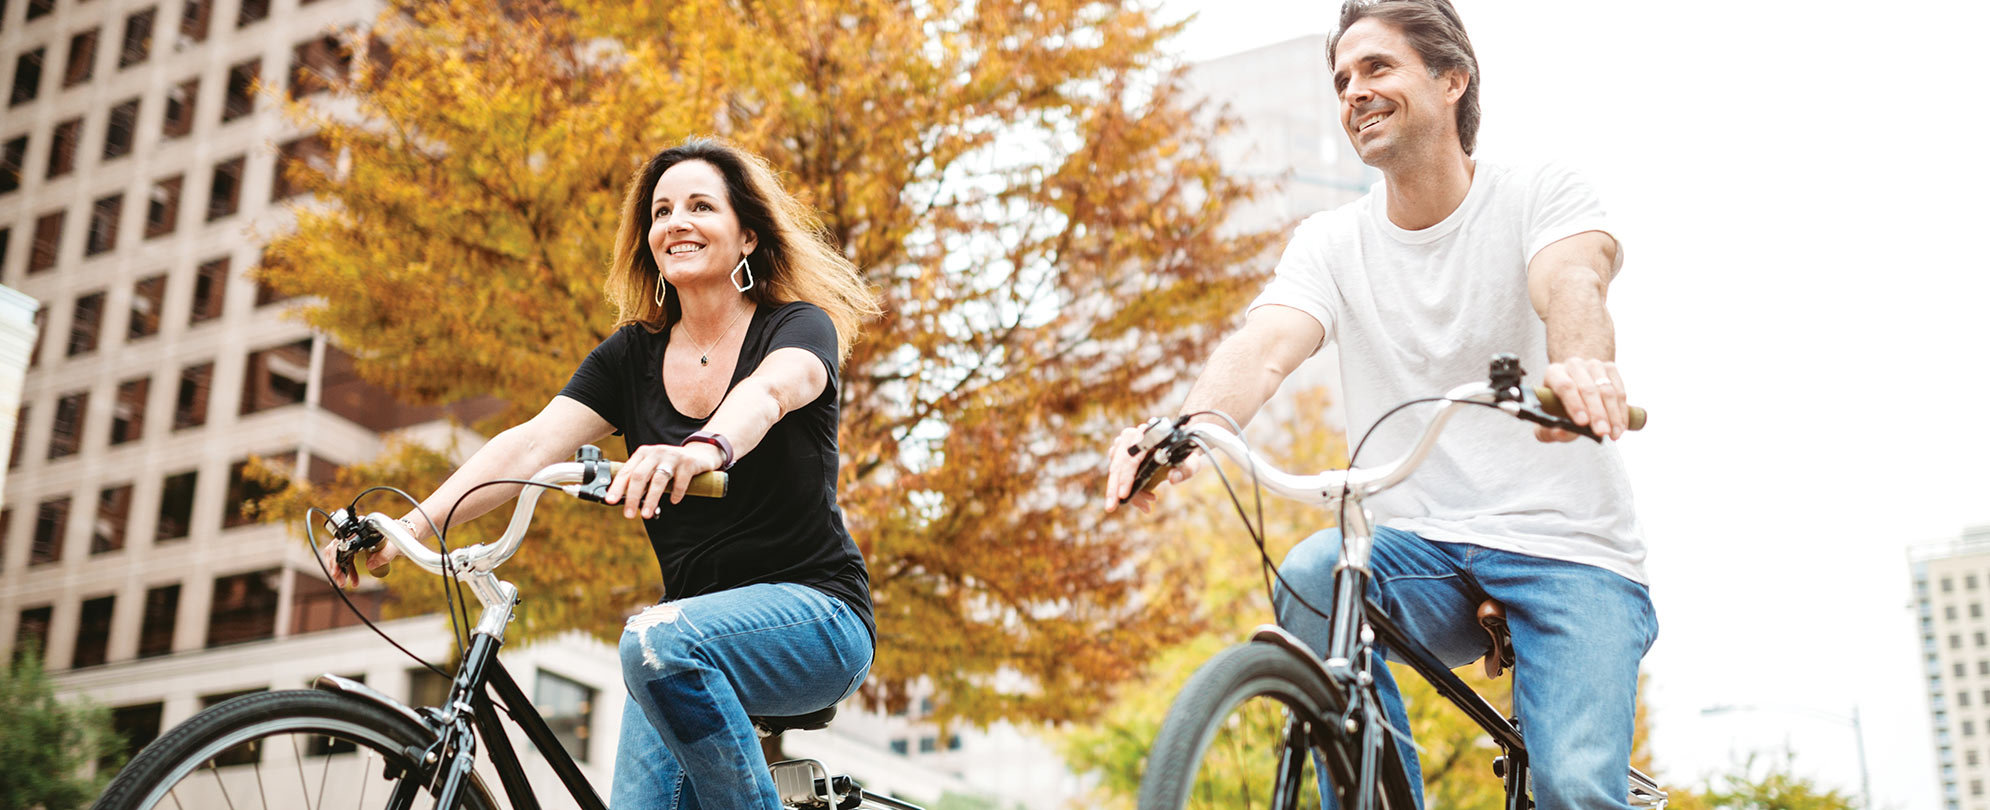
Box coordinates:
[93,689,496,810]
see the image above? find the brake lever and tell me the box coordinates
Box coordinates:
[1119,417,1195,504]
[1505,405,1601,443]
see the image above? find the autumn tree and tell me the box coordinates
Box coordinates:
[258,0,1280,727]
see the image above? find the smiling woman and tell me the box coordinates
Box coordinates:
[320,137,883,810]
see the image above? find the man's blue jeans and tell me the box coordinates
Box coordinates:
[1273,527,1657,810]
[611,582,872,810]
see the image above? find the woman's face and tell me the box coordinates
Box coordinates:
[648,159,758,291]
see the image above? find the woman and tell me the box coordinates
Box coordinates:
[324,138,881,809]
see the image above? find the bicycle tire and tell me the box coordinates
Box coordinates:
[92,689,498,810]
[1137,640,1415,810]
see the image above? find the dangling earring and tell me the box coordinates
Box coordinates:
[731,255,754,293]
[654,275,666,306]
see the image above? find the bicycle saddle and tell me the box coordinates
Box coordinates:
[752,706,838,737]
[1478,599,1516,679]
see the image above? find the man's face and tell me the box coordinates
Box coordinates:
[1332,18,1465,168]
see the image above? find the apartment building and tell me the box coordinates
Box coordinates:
[1912,525,1990,810]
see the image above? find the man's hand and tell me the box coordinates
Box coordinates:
[1103,424,1203,514]
[1538,358,1627,442]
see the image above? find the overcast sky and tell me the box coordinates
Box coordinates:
[1151,1,1990,807]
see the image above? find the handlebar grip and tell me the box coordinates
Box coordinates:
[1533,386,1647,431]
[684,471,729,499]
[600,463,730,498]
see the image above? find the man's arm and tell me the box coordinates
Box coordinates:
[1526,230,1628,441]
[1104,305,1323,512]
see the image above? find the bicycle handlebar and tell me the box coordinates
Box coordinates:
[1122,358,1648,508]
[329,456,726,581]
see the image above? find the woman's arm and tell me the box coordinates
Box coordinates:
[604,347,828,518]
[325,395,616,586]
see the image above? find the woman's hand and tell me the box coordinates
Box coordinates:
[606,442,728,518]
[319,518,409,589]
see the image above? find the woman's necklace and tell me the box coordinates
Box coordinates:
[686,302,751,366]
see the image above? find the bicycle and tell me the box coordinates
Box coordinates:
[1120,354,1668,810]
[90,445,924,810]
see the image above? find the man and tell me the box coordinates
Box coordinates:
[1103,1,1654,808]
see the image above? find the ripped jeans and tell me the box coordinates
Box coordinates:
[612,582,873,810]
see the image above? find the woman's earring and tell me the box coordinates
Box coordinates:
[731,256,754,293]
[654,275,666,306]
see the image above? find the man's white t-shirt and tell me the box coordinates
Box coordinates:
[1248,160,1647,585]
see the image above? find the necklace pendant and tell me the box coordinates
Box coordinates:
[700,355,709,366]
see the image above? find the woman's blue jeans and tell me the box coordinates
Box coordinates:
[610,582,872,810]
[1274,527,1657,810]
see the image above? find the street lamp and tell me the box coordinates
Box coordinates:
[1700,702,1871,810]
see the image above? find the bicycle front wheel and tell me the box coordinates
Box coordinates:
[1137,640,1411,810]
[93,688,498,810]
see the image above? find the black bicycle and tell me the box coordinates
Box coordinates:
[1120,355,1667,810]
[90,446,921,810]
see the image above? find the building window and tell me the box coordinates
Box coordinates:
[1,135,24,194]
[1980,660,1988,676]
[145,175,182,237]
[32,497,70,565]
[173,362,212,429]
[177,0,210,48]
[29,210,62,273]
[119,8,157,68]
[129,275,166,339]
[67,290,105,355]
[1969,721,1978,737]
[49,391,87,459]
[534,670,595,764]
[207,569,280,647]
[223,456,289,528]
[222,60,257,122]
[86,193,122,255]
[27,0,58,20]
[206,155,244,220]
[272,135,328,201]
[138,584,178,657]
[290,573,383,635]
[918,736,937,753]
[106,704,164,770]
[111,377,149,443]
[8,406,25,470]
[0,135,24,196]
[237,0,269,27]
[1948,578,1957,593]
[190,257,227,322]
[1953,634,1963,650]
[1952,606,1961,621]
[94,483,133,553]
[11,48,45,107]
[242,339,311,415]
[888,738,908,755]
[156,470,196,541]
[73,595,115,668]
[103,98,138,160]
[15,605,53,664]
[162,78,196,138]
[64,28,99,87]
[289,35,349,98]
[47,118,80,178]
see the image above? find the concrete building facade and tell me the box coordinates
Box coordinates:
[1912,525,1990,810]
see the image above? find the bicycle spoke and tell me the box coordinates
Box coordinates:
[315,738,334,810]
[355,749,374,808]
[206,759,240,810]
[292,736,309,810]
[168,785,185,810]
[253,755,268,810]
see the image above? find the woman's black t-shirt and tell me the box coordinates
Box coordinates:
[557,301,874,640]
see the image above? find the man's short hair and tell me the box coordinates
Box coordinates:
[1327,0,1482,155]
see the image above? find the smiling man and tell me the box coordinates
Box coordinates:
[1105,1,1653,808]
